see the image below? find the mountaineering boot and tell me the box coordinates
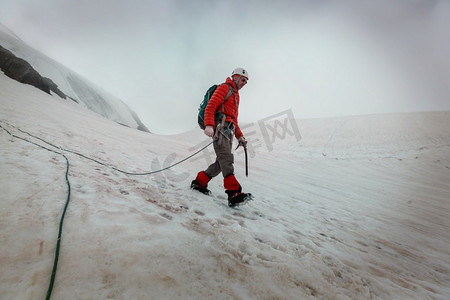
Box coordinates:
[191,180,211,195]
[227,192,253,208]
[224,174,252,207]
[191,171,212,195]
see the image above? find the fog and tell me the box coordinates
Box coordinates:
[1,0,449,134]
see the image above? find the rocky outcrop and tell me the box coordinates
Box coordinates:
[1,37,150,132]
[0,45,66,98]
[42,76,67,99]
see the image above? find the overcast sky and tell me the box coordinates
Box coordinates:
[1,0,450,134]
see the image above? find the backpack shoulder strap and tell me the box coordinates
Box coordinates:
[218,83,234,114]
[223,83,234,100]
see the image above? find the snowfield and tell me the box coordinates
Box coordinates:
[1,72,450,299]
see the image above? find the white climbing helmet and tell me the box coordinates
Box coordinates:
[231,67,249,79]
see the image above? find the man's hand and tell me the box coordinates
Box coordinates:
[204,125,214,137]
[238,136,247,149]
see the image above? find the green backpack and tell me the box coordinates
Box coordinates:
[198,83,233,129]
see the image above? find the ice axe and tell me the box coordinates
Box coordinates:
[236,143,249,177]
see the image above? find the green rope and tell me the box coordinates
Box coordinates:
[46,154,70,300]
[0,124,70,300]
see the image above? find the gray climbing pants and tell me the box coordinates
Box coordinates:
[204,125,234,178]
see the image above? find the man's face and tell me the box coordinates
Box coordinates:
[234,75,248,90]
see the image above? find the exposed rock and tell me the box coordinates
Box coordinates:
[0,44,66,98]
[1,42,149,132]
[42,76,66,99]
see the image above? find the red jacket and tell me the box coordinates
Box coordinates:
[204,77,243,139]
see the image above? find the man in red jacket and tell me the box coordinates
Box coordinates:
[191,67,252,207]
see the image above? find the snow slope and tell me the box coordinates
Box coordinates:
[0,23,148,132]
[1,71,450,299]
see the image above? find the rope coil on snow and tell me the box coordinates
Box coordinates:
[0,121,212,299]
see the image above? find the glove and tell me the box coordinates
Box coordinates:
[238,136,247,148]
[204,125,214,137]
